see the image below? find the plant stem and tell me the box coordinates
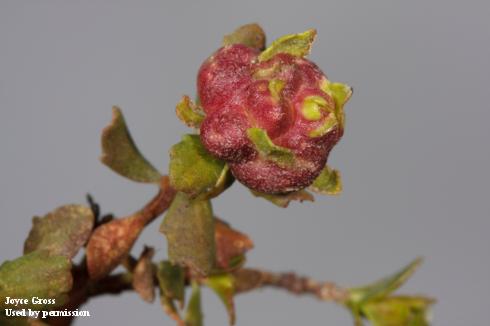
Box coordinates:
[233,268,349,303]
[73,267,349,303]
[140,175,177,226]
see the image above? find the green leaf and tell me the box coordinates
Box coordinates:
[320,79,353,129]
[185,282,203,326]
[268,79,285,102]
[362,296,435,326]
[246,128,295,167]
[0,251,72,310]
[156,261,185,307]
[309,165,342,195]
[132,247,156,303]
[251,189,314,208]
[175,95,205,129]
[101,106,162,183]
[169,134,226,197]
[348,258,423,306]
[258,29,317,62]
[309,117,338,138]
[301,96,328,121]
[299,94,339,137]
[223,23,266,50]
[205,273,236,325]
[160,192,215,276]
[202,165,235,200]
[24,204,94,259]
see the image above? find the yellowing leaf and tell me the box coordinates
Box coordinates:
[160,192,215,276]
[169,135,226,197]
[24,205,94,259]
[349,258,423,306]
[362,296,435,326]
[259,29,317,62]
[320,79,353,129]
[309,165,342,195]
[308,114,338,138]
[202,165,235,200]
[223,23,266,50]
[268,79,285,102]
[175,95,205,129]
[205,274,236,325]
[101,107,162,183]
[132,247,156,303]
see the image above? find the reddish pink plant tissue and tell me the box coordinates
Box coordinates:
[198,44,347,194]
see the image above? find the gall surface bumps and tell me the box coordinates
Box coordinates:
[197,35,350,194]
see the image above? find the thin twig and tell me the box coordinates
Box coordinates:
[233,268,349,303]
[139,175,177,226]
[71,268,349,304]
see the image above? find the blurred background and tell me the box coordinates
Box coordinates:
[1,1,489,325]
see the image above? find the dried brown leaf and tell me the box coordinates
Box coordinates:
[215,219,253,271]
[132,247,156,303]
[86,215,145,280]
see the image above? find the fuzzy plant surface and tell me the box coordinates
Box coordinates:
[198,29,351,194]
[0,24,434,326]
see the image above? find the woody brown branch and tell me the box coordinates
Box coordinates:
[140,175,177,225]
[78,267,349,304]
[233,268,349,303]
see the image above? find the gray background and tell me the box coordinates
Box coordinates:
[1,1,489,325]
